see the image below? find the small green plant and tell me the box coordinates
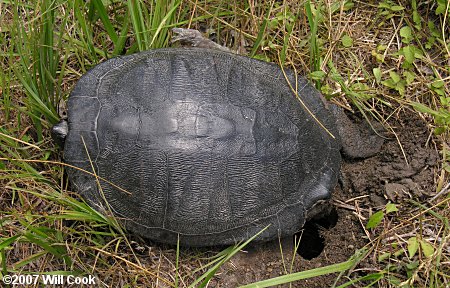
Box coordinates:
[377,21,423,96]
[376,0,405,26]
[341,34,353,48]
[407,236,435,259]
[366,203,399,230]
[435,0,449,15]
[380,71,407,96]
[371,44,387,63]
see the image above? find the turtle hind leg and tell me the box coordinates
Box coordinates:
[332,105,385,159]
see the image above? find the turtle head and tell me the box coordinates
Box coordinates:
[51,120,68,148]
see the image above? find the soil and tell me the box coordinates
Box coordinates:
[204,108,439,287]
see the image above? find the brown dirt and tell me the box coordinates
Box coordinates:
[201,108,440,287]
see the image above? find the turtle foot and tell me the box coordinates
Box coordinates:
[332,106,385,159]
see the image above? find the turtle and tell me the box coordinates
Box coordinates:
[52,43,382,247]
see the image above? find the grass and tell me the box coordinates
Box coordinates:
[1,0,449,287]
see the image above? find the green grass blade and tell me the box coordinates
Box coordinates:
[240,249,367,288]
[304,0,321,88]
[335,272,385,288]
[9,0,60,132]
[7,184,119,230]
[0,236,21,250]
[250,1,274,57]
[21,232,65,260]
[148,0,181,48]
[74,0,99,62]
[280,8,298,65]
[175,235,180,287]
[12,251,47,270]
[0,151,42,180]
[91,0,119,45]
[112,11,131,56]
[39,0,57,104]
[189,226,269,288]
[128,0,148,51]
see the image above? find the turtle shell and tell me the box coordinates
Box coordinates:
[63,48,341,246]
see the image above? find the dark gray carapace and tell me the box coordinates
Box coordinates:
[57,48,341,246]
